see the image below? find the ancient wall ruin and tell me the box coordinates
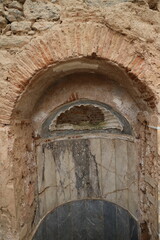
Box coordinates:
[0,0,160,240]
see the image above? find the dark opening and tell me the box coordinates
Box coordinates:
[41,100,133,137]
[33,200,139,240]
[57,105,104,126]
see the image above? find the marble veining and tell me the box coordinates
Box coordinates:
[36,138,138,220]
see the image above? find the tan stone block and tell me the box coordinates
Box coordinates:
[11,21,32,34]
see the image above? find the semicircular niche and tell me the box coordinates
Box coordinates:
[33,200,139,240]
[41,100,132,138]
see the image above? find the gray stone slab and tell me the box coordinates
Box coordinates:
[116,205,130,240]
[45,210,58,239]
[129,215,139,240]
[104,201,117,240]
[71,200,87,240]
[86,200,104,240]
[57,203,72,240]
[33,200,139,240]
[33,219,46,240]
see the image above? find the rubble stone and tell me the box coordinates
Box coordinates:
[11,20,31,33]
[0,16,7,31]
[8,1,23,11]
[32,21,56,31]
[5,8,24,22]
[0,35,31,48]
[23,0,60,20]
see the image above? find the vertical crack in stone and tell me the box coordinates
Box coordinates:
[42,145,45,182]
[89,149,101,197]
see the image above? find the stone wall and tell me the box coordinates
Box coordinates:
[0,0,160,46]
[0,0,160,240]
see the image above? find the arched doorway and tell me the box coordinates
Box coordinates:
[33,200,139,240]
[6,23,158,240]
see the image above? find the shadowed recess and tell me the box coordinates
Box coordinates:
[41,100,133,137]
[33,200,139,240]
[56,105,105,127]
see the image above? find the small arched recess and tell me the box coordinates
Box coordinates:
[41,99,132,138]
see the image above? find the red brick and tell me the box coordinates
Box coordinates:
[42,34,59,63]
[3,22,156,124]
[97,27,110,57]
[106,33,121,60]
[101,29,114,59]
[75,23,83,56]
[109,35,124,62]
[49,29,67,60]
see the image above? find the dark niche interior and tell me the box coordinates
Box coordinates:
[33,200,139,240]
[56,105,105,129]
[41,100,133,137]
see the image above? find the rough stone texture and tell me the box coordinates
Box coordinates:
[5,8,24,22]
[0,1,160,240]
[11,21,32,33]
[32,21,56,31]
[8,1,23,11]
[0,35,31,48]
[0,16,7,31]
[23,0,60,20]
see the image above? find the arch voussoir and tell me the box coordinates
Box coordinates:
[0,22,156,124]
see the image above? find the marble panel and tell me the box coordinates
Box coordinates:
[44,187,57,214]
[37,137,138,222]
[71,139,101,198]
[38,190,46,218]
[68,147,77,201]
[43,146,57,189]
[43,146,57,212]
[101,138,116,202]
[51,141,71,205]
[71,139,91,199]
[89,138,102,196]
[115,139,128,209]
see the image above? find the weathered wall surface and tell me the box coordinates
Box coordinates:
[0,0,160,49]
[0,0,160,240]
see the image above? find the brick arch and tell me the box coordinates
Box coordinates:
[2,22,157,124]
